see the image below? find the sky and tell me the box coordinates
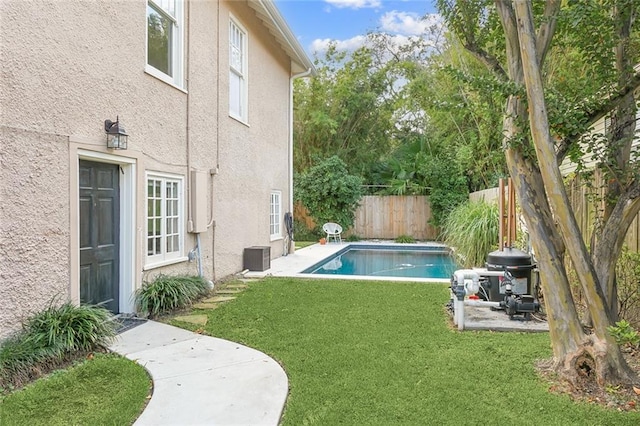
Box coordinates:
[274,0,440,57]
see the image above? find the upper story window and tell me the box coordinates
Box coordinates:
[229,17,248,122]
[270,191,281,240]
[146,173,185,267]
[146,0,184,88]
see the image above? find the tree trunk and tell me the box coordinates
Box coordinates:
[512,0,636,385]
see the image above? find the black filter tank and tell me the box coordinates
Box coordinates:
[485,247,535,302]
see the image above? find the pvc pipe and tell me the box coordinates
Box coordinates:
[464,300,501,308]
[456,298,464,331]
[196,233,203,278]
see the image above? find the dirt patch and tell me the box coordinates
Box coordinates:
[537,349,640,412]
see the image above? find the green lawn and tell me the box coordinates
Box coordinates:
[177,277,640,425]
[0,353,150,426]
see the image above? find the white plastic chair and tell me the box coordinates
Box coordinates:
[322,222,343,244]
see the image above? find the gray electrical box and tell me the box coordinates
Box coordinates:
[243,246,270,271]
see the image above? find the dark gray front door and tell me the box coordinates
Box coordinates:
[79,160,120,313]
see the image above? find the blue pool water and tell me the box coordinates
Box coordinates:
[302,245,457,279]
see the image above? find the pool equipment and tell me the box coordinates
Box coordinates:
[484,247,536,302]
[450,267,540,330]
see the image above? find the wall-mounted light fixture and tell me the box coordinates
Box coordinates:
[104,116,128,149]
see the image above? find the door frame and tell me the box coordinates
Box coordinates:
[70,148,137,314]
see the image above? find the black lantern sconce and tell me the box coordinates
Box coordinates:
[104,116,128,149]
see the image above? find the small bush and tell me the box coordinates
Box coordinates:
[136,275,210,318]
[24,302,115,353]
[607,320,640,348]
[345,234,361,242]
[395,235,416,243]
[293,218,321,241]
[1,302,115,392]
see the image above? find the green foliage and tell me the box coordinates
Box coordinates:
[394,235,416,243]
[293,218,321,241]
[616,247,640,327]
[0,353,150,425]
[22,302,115,353]
[441,200,499,268]
[345,234,361,242]
[422,155,469,227]
[295,156,363,232]
[0,302,115,392]
[293,41,399,176]
[607,320,640,348]
[135,275,210,318]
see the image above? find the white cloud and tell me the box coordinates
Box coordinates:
[325,0,382,10]
[310,35,368,54]
[380,11,443,36]
[309,11,445,58]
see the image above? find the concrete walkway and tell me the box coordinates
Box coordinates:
[109,321,288,425]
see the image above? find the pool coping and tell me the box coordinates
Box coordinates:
[244,241,452,283]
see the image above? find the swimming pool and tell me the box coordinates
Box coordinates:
[301,245,457,279]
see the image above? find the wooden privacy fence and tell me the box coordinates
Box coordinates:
[566,171,639,253]
[295,195,436,240]
[352,196,436,240]
[468,174,639,253]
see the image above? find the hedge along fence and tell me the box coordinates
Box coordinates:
[296,196,437,240]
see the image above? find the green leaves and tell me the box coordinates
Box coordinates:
[295,156,363,232]
[441,200,499,268]
[135,275,210,318]
[1,302,116,392]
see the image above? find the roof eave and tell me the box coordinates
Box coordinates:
[248,0,316,76]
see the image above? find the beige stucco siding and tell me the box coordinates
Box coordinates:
[0,127,70,336]
[1,0,305,338]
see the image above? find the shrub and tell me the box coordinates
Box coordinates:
[395,235,416,243]
[23,302,115,353]
[293,218,321,241]
[1,302,115,392]
[345,234,361,242]
[295,156,363,233]
[607,320,640,348]
[616,247,640,328]
[441,200,499,268]
[136,275,210,318]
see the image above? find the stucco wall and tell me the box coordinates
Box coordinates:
[0,127,70,338]
[1,0,297,337]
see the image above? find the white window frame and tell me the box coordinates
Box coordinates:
[270,191,282,241]
[145,172,186,269]
[229,16,248,123]
[145,0,185,90]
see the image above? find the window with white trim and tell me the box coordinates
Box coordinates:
[229,17,248,122]
[146,174,184,265]
[270,191,281,240]
[146,0,184,88]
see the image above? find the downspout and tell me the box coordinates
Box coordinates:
[206,0,222,283]
[185,0,192,233]
[289,67,312,248]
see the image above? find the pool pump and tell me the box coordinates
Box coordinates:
[450,268,540,321]
[494,270,540,320]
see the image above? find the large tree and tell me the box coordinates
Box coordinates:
[437,0,639,387]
